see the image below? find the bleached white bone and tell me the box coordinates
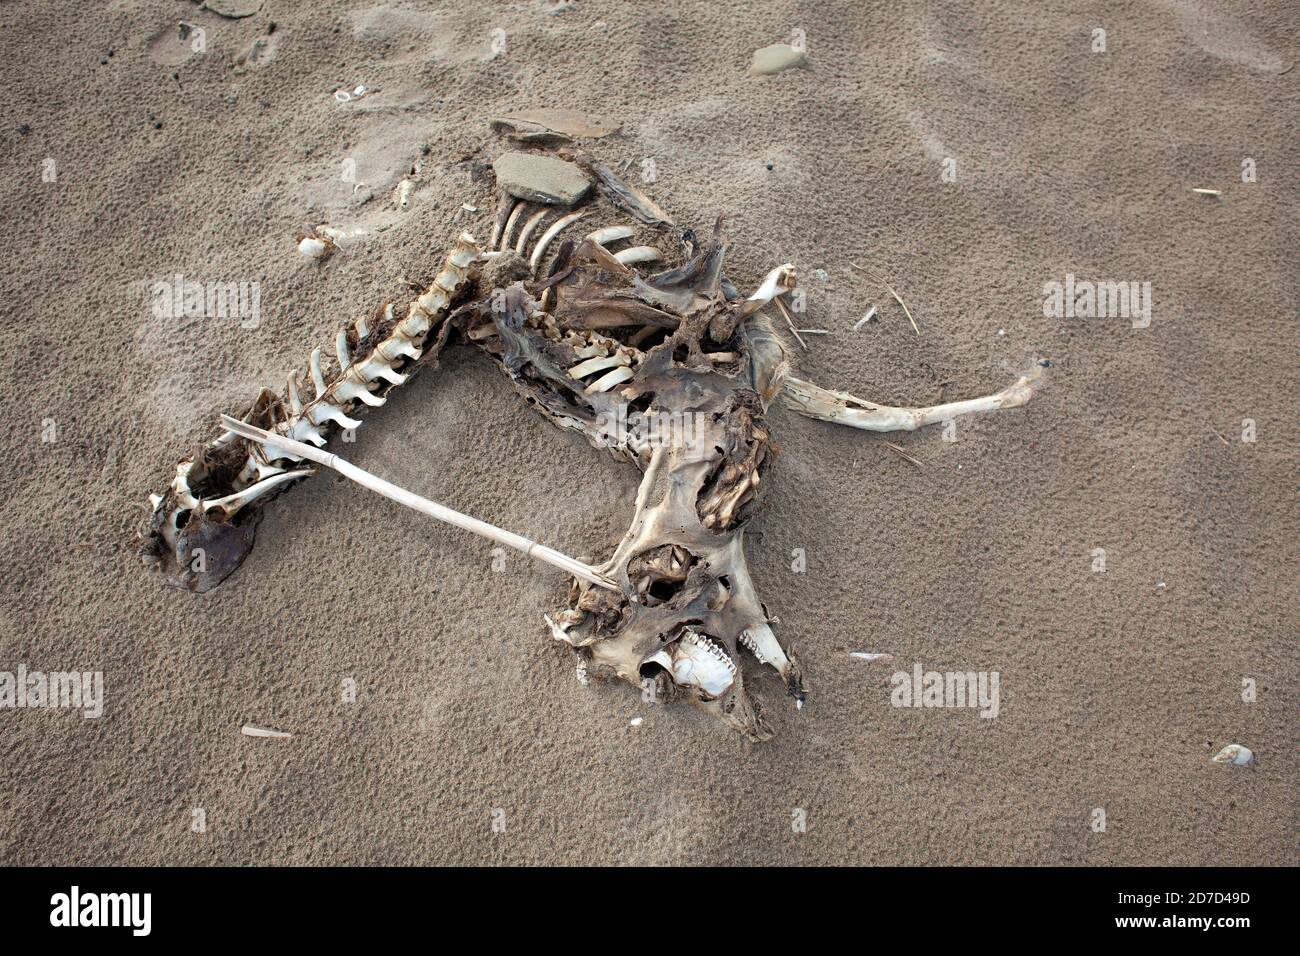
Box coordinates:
[586,224,635,245]
[287,371,303,415]
[499,201,527,251]
[530,210,586,272]
[147,233,485,573]
[613,246,661,265]
[739,263,797,318]
[220,415,619,592]
[307,401,363,430]
[309,348,328,396]
[585,366,635,393]
[490,197,517,249]
[782,365,1043,432]
[201,468,315,516]
[358,358,406,385]
[515,208,548,255]
[672,630,736,698]
[568,354,629,379]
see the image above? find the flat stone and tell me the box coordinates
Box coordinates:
[492,152,591,205]
[748,43,808,76]
[490,110,621,143]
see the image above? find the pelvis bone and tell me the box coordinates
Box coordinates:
[141,151,1041,740]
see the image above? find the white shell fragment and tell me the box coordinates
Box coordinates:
[1211,744,1254,767]
[297,236,329,259]
[241,724,292,739]
[848,651,893,662]
[629,717,643,727]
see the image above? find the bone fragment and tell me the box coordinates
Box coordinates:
[586,225,635,246]
[530,210,586,272]
[782,365,1044,432]
[220,416,619,591]
[241,724,292,739]
[613,246,661,265]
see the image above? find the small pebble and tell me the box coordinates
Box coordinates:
[629,716,643,727]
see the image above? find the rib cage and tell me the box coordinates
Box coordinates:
[141,186,679,592]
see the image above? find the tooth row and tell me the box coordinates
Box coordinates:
[738,630,768,665]
[152,232,482,542]
[683,631,737,674]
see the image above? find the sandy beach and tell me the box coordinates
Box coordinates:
[0,0,1296,865]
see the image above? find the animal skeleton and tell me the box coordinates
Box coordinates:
[141,150,1043,740]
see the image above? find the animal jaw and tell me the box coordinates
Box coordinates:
[140,149,1041,738]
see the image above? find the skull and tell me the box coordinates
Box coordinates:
[475,221,806,739]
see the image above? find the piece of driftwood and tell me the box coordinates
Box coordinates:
[140,150,1043,740]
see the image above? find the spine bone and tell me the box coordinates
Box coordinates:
[144,233,482,562]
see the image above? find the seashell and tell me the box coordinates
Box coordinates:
[1211,744,1254,767]
[849,651,893,662]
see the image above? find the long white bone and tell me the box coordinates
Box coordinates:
[201,469,315,516]
[490,197,517,249]
[499,202,527,251]
[530,210,586,273]
[514,208,548,255]
[782,366,1043,432]
[219,415,619,592]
